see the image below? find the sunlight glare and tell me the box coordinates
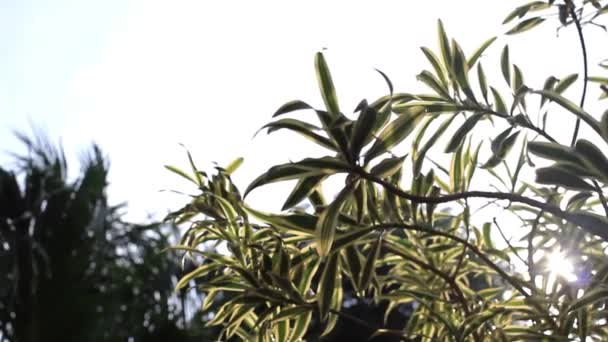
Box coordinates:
[547,251,577,282]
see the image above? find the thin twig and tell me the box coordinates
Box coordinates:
[493,218,527,267]
[566,0,589,146]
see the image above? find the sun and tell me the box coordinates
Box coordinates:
[547,250,577,282]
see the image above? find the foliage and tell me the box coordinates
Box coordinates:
[167,1,608,341]
[0,133,209,341]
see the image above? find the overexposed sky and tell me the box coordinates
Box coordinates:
[1,0,606,221]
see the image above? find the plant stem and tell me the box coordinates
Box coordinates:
[567,0,589,146]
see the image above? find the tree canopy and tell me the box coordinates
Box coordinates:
[164,1,608,341]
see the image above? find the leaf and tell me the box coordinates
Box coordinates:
[483,130,520,169]
[482,222,494,249]
[413,115,457,175]
[477,63,488,104]
[437,20,452,76]
[375,68,394,95]
[245,157,351,197]
[282,175,326,211]
[535,166,595,191]
[225,157,244,175]
[451,40,477,102]
[315,182,357,257]
[567,286,608,312]
[272,306,311,323]
[358,234,382,291]
[445,113,484,153]
[501,45,511,86]
[350,104,378,159]
[262,118,337,151]
[602,110,608,141]
[574,139,608,182]
[506,17,545,35]
[315,52,340,117]
[450,144,464,192]
[417,70,451,99]
[491,87,507,114]
[245,205,317,235]
[512,64,524,92]
[420,47,448,87]
[554,74,578,94]
[532,90,602,136]
[527,141,581,165]
[467,36,497,68]
[317,253,339,321]
[165,165,198,185]
[365,109,425,163]
[289,311,312,342]
[370,155,406,178]
[566,211,608,241]
[540,76,558,107]
[273,100,313,117]
[176,263,220,290]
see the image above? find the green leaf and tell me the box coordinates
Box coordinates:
[165,165,198,185]
[451,40,477,102]
[289,311,312,342]
[413,115,457,175]
[567,286,608,312]
[282,175,326,211]
[350,104,378,159]
[417,70,451,99]
[501,45,511,86]
[450,144,464,192]
[467,36,497,68]
[482,222,494,249]
[370,155,406,178]
[420,47,448,87]
[245,157,351,197]
[317,253,339,321]
[483,130,520,169]
[176,263,220,290]
[554,74,578,94]
[540,76,558,107]
[315,52,340,117]
[358,234,382,291]
[437,20,452,77]
[445,113,484,153]
[273,100,313,117]
[491,87,507,114]
[512,64,524,92]
[503,1,548,24]
[477,63,488,104]
[574,139,608,182]
[506,17,545,35]
[532,90,602,137]
[535,166,595,191]
[602,110,608,141]
[315,182,357,257]
[272,306,311,323]
[245,205,317,235]
[527,141,581,165]
[262,118,337,151]
[566,211,608,241]
[365,109,424,163]
[225,157,244,175]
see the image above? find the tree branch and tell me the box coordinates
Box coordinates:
[356,168,608,242]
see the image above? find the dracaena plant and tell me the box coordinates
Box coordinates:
[165,1,608,341]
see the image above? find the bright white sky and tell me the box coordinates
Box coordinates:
[1,0,606,222]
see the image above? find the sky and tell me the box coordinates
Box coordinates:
[1,0,606,222]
